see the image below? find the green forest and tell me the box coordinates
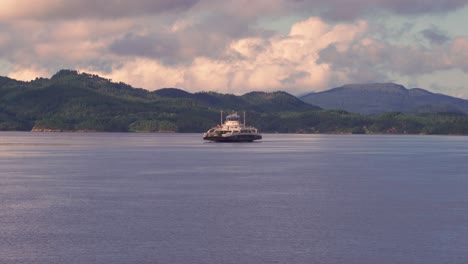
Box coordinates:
[1,69,468,135]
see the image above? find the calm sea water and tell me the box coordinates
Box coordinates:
[1,132,468,264]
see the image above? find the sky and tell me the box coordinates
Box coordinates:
[0,0,467,97]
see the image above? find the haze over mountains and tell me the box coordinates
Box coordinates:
[300,83,468,115]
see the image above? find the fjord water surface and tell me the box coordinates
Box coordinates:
[1,132,468,264]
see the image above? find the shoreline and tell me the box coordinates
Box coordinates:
[1,130,467,136]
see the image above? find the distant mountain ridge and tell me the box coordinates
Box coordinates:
[300,83,468,114]
[153,88,318,111]
[2,70,468,135]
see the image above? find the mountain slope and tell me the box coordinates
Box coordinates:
[152,88,320,112]
[0,70,320,132]
[3,70,468,135]
[300,83,468,114]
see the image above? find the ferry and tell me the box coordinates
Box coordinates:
[203,112,262,142]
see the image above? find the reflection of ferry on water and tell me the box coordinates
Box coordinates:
[203,112,262,142]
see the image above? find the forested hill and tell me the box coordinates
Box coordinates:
[0,70,318,132]
[2,69,468,135]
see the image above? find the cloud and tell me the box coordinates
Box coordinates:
[108,27,232,65]
[281,71,311,85]
[421,27,450,45]
[1,1,467,97]
[451,37,468,72]
[8,66,49,81]
[317,38,389,86]
[317,33,468,80]
[106,12,268,65]
[5,14,467,96]
[380,0,468,15]
[87,17,368,94]
[291,0,468,20]
[83,58,186,90]
[2,0,466,23]
[0,0,199,21]
[0,19,131,75]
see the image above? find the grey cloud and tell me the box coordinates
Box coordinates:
[30,0,468,21]
[109,33,175,59]
[316,2,373,21]
[12,0,200,20]
[108,12,265,65]
[317,43,388,84]
[317,35,468,84]
[210,0,468,22]
[109,31,228,65]
[281,71,310,85]
[8,0,466,23]
[421,27,450,45]
[200,13,264,39]
[290,0,468,20]
[386,47,443,75]
[381,0,468,15]
[0,28,31,62]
